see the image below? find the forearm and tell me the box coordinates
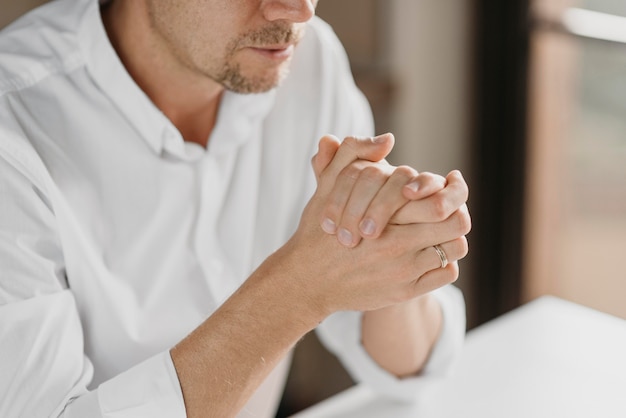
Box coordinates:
[361,294,442,378]
[170,252,323,418]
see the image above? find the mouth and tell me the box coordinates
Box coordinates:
[248,44,295,61]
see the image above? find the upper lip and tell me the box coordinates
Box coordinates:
[251,44,293,51]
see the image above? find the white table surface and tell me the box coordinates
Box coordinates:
[292,296,626,418]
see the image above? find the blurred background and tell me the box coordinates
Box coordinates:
[2,0,625,416]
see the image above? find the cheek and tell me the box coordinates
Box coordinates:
[182,22,235,67]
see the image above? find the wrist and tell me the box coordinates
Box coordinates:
[361,293,443,377]
[366,293,436,318]
[246,243,330,333]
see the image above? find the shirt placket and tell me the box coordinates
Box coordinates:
[193,154,233,305]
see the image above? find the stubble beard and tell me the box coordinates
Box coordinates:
[217,61,291,94]
[214,24,304,94]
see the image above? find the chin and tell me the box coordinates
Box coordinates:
[220,62,291,94]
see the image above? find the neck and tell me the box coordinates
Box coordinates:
[101,1,222,148]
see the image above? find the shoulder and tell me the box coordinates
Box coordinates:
[0,0,89,189]
[0,104,53,195]
[0,0,88,95]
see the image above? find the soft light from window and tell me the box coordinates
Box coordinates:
[562,8,626,43]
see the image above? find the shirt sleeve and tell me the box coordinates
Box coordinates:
[0,151,186,418]
[315,286,466,401]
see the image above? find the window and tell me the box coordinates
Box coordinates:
[524,0,626,318]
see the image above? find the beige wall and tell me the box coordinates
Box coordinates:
[388,0,473,176]
[320,0,474,174]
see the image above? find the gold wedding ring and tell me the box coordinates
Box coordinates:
[433,245,448,269]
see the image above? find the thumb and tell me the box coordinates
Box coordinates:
[312,135,341,179]
[321,133,395,181]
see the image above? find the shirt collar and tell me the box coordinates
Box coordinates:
[78,0,168,155]
[208,89,276,157]
[78,0,276,159]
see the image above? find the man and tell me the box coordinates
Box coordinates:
[0,0,470,417]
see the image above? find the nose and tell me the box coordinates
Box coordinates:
[262,0,315,23]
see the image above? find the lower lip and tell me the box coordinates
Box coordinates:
[249,45,294,61]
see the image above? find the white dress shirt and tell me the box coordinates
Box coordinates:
[0,0,466,417]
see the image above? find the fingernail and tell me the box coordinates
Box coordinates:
[372,134,388,144]
[406,182,419,193]
[338,228,353,246]
[359,218,376,236]
[322,218,337,234]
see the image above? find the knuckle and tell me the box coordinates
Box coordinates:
[422,171,444,185]
[360,165,386,183]
[457,236,469,259]
[392,165,417,181]
[319,169,337,188]
[342,136,358,149]
[343,204,363,220]
[450,210,471,236]
[458,208,472,235]
[340,164,361,180]
[365,202,394,223]
[449,169,464,181]
[450,170,469,199]
[323,196,345,220]
[431,195,451,221]
[458,183,470,202]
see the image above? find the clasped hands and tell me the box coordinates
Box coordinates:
[283,133,470,315]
